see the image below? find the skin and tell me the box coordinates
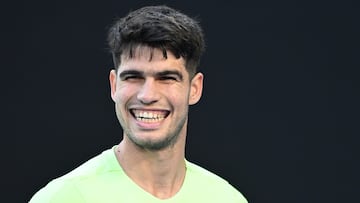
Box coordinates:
[109,46,203,199]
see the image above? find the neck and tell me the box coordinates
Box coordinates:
[115,135,186,199]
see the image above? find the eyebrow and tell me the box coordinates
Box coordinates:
[119,69,183,81]
[119,70,143,79]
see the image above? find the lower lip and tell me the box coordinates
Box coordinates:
[134,118,164,130]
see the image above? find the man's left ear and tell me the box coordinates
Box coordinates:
[189,72,204,105]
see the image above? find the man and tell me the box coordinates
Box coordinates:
[29,5,248,202]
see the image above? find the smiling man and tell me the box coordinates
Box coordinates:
[29,5,247,203]
[110,46,199,152]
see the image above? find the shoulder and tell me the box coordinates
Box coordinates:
[29,178,85,203]
[185,160,248,203]
[60,147,118,179]
[185,160,232,187]
[29,147,119,203]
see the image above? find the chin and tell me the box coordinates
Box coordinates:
[129,133,179,151]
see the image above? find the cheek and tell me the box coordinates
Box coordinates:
[167,88,190,106]
[113,84,134,103]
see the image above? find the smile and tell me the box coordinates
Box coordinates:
[131,109,170,123]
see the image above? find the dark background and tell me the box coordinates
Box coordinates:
[3,0,359,202]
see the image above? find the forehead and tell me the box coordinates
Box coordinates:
[120,45,179,62]
[119,46,186,72]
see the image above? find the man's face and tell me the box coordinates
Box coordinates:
[109,47,203,150]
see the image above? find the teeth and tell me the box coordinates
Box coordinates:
[132,110,167,123]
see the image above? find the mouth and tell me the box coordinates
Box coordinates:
[130,109,170,123]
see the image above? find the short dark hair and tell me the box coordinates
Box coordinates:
[107,5,205,77]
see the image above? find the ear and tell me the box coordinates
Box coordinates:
[109,69,117,102]
[189,72,204,105]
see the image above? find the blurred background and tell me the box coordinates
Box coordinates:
[3,0,359,202]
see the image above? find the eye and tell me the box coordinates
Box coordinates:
[121,74,143,81]
[156,71,183,82]
[124,75,141,80]
[159,76,178,81]
[119,70,144,81]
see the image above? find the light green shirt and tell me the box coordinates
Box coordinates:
[29,147,247,203]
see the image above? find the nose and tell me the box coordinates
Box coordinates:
[137,78,159,104]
